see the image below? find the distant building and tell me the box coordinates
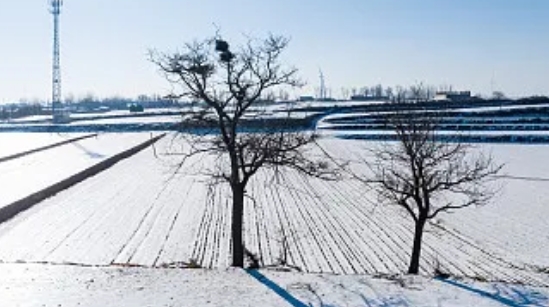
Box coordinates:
[434,91,472,102]
[129,103,144,112]
[299,96,315,102]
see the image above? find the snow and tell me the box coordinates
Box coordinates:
[0,264,288,307]
[440,144,549,268]
[318,129,549,137]
[317,103,549,124]
[293,100,388,109]
[0,132,88,158]
[69,108,183,119]
[2,100,549,305]
[0,123,547,305]
[0,133,155,210]
[72,115,183,125]
[0,135,546,287]
[0,264,546,307]
[452,103,549,112]
[2,115,52,122]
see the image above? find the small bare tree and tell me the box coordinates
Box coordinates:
[367,112,502,274]
[151,34,334,267]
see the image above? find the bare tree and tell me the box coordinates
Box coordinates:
[374,84,384,98]
[365,112,502,274]
[340,87,350,101]
[360,86,370,97]
[384,86,394,100]
[150,34,335,268]
[492,91,506,100]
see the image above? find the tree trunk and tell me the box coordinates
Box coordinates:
[408,218,426,274]
[231,184,245,267]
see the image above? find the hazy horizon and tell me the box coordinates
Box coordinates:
[0,0,547,103]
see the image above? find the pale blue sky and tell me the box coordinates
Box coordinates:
[0,0,547,103]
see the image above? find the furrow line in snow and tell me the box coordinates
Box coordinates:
[210,186,227,268]
[322,178,410,274]
[42,191,123,261]
[152,178,198,267]
[333,180,412,273]
[275,172,335,272]
[201,187,219,267]
[256,172,293,267]
[265,171,311,271]
[310,177,401,274]
[327,178,414,273]
[203,183,225,268]
[296,172,368,274]
[281,171,346,273]
[433,224,548,286]
[124,172,196,266]
[112,181,172,265]
[190,184,215,266]
[257,173,293,267]
[258,182,274,266]
[248,180,266,265]
[0,174,109,261]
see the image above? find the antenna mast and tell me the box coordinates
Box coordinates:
[319,69,326,100]
[50,0,63,122]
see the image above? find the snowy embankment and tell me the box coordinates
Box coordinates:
[0,264,546,307]
[0,135,547,287]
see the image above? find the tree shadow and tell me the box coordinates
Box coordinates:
[70,141,105,159]
[245,269,309,307]
[253,273,411,307]
[437,277,549,307]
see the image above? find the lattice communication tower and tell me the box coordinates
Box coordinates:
[50,0,63,122]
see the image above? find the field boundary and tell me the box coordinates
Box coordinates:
[0,133,98,164]
[0,133,166,224]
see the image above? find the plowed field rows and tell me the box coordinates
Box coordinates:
[0,135,546,286]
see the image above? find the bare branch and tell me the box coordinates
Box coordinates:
[151,33,335,268]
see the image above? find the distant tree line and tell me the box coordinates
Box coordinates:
[0,103,45,120]
[342,83,543,102]
[64,94,181,112]
[0,94,183,120]
[345,83,439,102]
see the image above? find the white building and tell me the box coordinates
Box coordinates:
[434,91,472,101]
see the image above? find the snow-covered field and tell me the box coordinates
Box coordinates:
[70,108,183,119]
[317,103,549,124]
[318,129,549,137]
[71,115,183,125]
[441,144,549,268]
[0,133,154,210]
[0,135,546,288]
[0,127,547,306]
[0,132,88,158]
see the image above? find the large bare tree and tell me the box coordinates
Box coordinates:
[151,35,334,267]
[366,111,502,274]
